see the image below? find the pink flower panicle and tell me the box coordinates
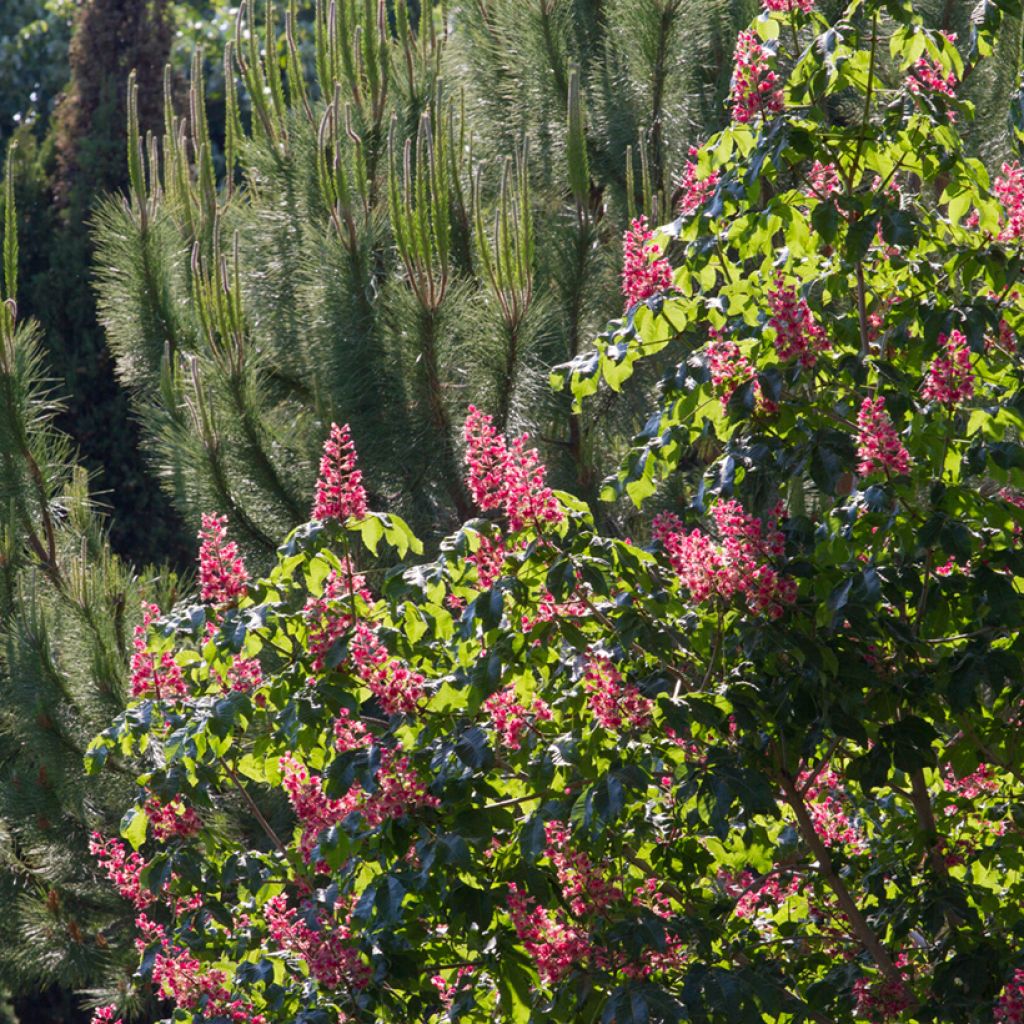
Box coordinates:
[583,655,653,732]
[767,276,828,367]
[224,653,263,693]
[653,501,796,619]
[463,406,564,532]
[350,623,425,716]
[130,603,187,700]
[806,160,841,199]
[280,749,438,859]
[506,884,593,985]
[707,328,757,408]
[89,833,153,909]
[197,513,249,605]
[313,423,368,524]
[483,684,552,750]
[678,148,719,217]
[798,767,867,852]
[996,969,1024,1024]
[852,957,914,1024]
[764,0,815,11]
[544,821,621,916]
[468,534,509,590]
[144,797,201,842]
[856,397,912,477]
[265,894,371,991]
[995,162,1024,240]
[731,30,784,124]
[333,708,372,752]
[431,966,475,1008]
[622,215,674,309]
[906,56,957,99]
[150,945,266,1022]
[922,329,974,405]
[304,564,373,674]
[90,1007,123,1024]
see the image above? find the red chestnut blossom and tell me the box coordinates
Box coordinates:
[90,1007,123,1024]
[621,215,673,308]
[654,500,795,618]
[333,707,371,752]
[852,956,914,1024]
[995,162,1024,240]
[767,275,828,367]
[350,622,425,715]
[483,684,551,750]
[806,160,841,199]
[265,894,371,991]
[922,329,974,405]
[359,747,439,826]
[506,883,593,985]
[996,969,1024,1024]
[467,533,508,590]
[677,148,719,216]
[856,397,911,476]
[304,563,373,674]
[906,56,957,99]
[583,655,653,732]
[130,603,187,699]
[89,833,152,909]
[764,0,814,11]
[799,767,867,852]
[144,797,201,842]
[544,821,622,916]
[463,406,564,532]
[707,328,757,408]
[223,652,263,693]
[312,422,368,524]
[198,513,248,605]
[431,966,475,1008]
[731,30,784,124]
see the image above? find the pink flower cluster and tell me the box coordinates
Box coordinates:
[431,966,475,1008]
[707,328,757,409]
[544,821,621,916]
[995,162,1024,240]
[483,684,551,750]
[152,946,266,1023]
[906,56,957,99]
[852,958,914,1024]
[806,160,840,199]
[312,423,368,524]
[731,30,784,124]
[89,833,152,909]
[922,329,974,406]
[583,655,653,732]
[767,276,828,367]
[799,767,866,852]
[198,513,248,605]
[304,564,373,674]
[90,1009,123,1024]
[333,707,371,752]
[653,500,796,618]
[506,883,593,985]
[144,797,201,842]
[129,603,187,699]
[621,215,674,309]
[350,623,425,715]
[718,869,802,923]
[265,894,371,992]
[467,533,508,590]
[996,969,1024,1024]
[223,653,264,693]
[763,0,814,11]
[463,406,564,532]
[856,397,911,477]
[677,148,719,217]
[280,749,438,860]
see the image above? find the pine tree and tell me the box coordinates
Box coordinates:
[0,152,170,1020]
[92,0,757,562]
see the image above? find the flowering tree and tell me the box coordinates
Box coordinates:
[87,1,1024,1022]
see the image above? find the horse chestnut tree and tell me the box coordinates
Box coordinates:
[88,0,1024,1021]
